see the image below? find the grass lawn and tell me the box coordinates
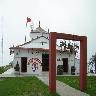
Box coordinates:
[0,76,59,96]
[57,76,96,96]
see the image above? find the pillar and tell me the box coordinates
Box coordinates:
[49,32,57,93]
[80,36,87,91]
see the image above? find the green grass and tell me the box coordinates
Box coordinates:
[57,76,96,96]
[0,76,59,96]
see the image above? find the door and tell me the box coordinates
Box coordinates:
[42,54,49,71]
[62,58,68,72]
[21,57,27,72]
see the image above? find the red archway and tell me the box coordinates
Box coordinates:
[49,32,87,93]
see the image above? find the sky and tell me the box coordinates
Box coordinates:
[0,0,96,66]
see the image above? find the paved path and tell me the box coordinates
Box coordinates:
[37,76,89,96]
[87,73,96,76]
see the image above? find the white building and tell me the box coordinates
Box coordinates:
[9,22,80,75]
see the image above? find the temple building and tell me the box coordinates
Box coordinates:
[9,21,80,75]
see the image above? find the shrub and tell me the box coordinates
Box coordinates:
[57,65,63,75]
[71,66,76,75]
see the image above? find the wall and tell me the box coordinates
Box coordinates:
[13,49,42,74]
[30,32,42,39]
[13,49,79,75]
[30,32,49,40]
[75,58,80,74]
[56,51,75,74]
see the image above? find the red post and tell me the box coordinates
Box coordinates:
[49,32,57,93]
[80,36,87,91]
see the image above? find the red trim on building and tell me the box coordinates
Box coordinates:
[9,47,69,53]
[10,47,49,51]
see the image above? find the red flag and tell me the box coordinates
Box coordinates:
[27,17,31,22]
[26,17,31,27]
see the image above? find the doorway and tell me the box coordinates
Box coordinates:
[21,57,27,72]
[62,58,68,72]
[42,54,49,71]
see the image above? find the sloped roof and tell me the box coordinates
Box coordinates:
[35,26,46,32]
[9,35,61,50]
[34,21,46,33]
[14,35,49,47]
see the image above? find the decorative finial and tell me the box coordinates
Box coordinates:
[39,21,40,27]
[48,28,49,33]
[30,24,34,31]
[25,36,26,42]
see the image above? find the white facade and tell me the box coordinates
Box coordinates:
[10,22,80,75]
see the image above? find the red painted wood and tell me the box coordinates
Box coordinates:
[80,36,87,91]
[49,32,57,93]
[56,33,82,41]
[49,32,87,93]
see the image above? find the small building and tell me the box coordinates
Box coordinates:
[9,21,80,75]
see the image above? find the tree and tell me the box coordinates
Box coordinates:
[59,40,79,55]
[60,40,67,51]
[88,53,96,73]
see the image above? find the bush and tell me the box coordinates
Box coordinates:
[57,65,63,75]
[71,66,76,75]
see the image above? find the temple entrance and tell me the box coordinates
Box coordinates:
[42,54,49,71]
[21,57,27,72]
[62,58,68,73]
[49,32,87,93]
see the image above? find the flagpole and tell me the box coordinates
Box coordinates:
[1,16,3,65]
[2,33,3,65]
[26,17,33,41]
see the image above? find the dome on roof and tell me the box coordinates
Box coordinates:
[30,21,47,33]
[35,26,45,32]
[35,21,46,32]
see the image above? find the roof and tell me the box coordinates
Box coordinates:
[9,21,73,55]
[9,47,49,51]
[32,21,46,33]
[35,26,46,32]
[9,35,62,51]
[12,35,49,47]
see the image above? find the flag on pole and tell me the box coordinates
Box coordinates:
[27,17,31,22]
[26,17,31,27]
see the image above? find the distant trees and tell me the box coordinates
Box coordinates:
[88,53,96,73]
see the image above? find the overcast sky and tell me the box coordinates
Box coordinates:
[0,0,96,66]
